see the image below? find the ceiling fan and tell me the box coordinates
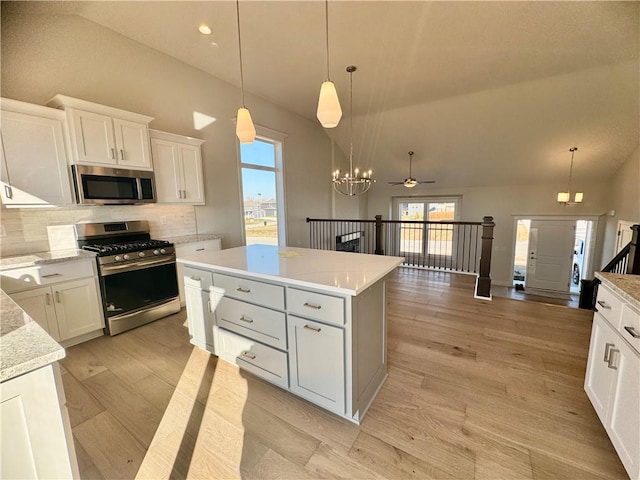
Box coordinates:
[388,151,435,188]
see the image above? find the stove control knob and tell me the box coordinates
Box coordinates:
[153,249,160,255]
[123,254,131,260]
[115,255,123,262]
[160,248,167,254]
[138,251,146,258]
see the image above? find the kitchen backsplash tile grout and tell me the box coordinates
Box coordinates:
[0,204,198,256]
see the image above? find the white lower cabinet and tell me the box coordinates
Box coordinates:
[181,264,389,424]
[288,316,345,415]
[3,259,105,347]
[1,363,79,479]
[183,265,215,351]
[175,239,221,306]
[585,282,640,480]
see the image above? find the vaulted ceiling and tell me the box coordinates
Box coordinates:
[5,1,639,188]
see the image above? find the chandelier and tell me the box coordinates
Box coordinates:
[332,66,373,196]
[557,147,583,205]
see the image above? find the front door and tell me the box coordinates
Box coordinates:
[526,220,575,292]
[616,220,635,255]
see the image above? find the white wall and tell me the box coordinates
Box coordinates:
[367,180,613,285]
[1,13,333,250]
[601,146,640,263]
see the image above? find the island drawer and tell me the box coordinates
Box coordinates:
[213,273,284,310]
[0,259,95,294]
[287,288,345,326]
[217,328,289,389]
[595,285,623,328]
[217,297,287,350]
[620,304,640,354]
[183,266,214,291]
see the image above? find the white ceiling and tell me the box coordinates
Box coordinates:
[6,1,640,188]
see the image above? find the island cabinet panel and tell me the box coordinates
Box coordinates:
[288,316,345,415]
[213,273,285,310]
[217,297,287,350]
[183,266,215,350]
[287,288,345,326]
[217,328,289,389]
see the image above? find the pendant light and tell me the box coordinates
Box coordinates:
[235,0,256,143]
[332,66,373,196]
[316,0,342,128]
[557,147,583,205]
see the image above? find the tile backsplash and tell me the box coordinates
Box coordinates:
[0,204,198,256]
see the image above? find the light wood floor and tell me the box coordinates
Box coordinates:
[60,268,628,479]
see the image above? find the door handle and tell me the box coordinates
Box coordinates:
[110,147,116,159]
[55,291,61,303]
[607,348,619,370]
[596,300,611,310]
[120,149,125,160]
[45,293,52,305]
[603,342,615,362]
[4,185,13,199]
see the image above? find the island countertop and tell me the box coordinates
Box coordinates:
[595,272,640,310]
[177,244,404,296]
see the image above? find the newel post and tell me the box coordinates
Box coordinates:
[627,224,640,275]
[475,216,495,299]
[374,215,384,255]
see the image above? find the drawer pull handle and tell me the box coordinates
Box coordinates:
[237,287,251,293]
[607,348,619,370]
[239,315,254,324]
[45,293,52,305]
[190,276,201,281]
[241,351,256,360]
[195,248,205,252]
[604,342,615,362]
[624,326,640,339]
[4,185,13,199]
[597,300,611,309]
[41,273,62,278]
[304,325,322,333]
[303,302,322,310]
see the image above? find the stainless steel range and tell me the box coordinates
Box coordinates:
[76,221,180,336]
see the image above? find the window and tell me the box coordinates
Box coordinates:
[239,129,286,246]
[392,196,460,261]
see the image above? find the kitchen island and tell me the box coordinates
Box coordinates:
[178,244,403,424]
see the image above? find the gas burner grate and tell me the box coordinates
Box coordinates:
[82,239,173,256]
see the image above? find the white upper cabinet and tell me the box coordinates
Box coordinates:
[0,98,73,206]
[48,94,154,171]
[150,129,205,204]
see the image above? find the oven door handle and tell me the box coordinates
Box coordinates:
[100,256,176,276]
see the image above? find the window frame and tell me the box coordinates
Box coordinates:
[237,125,287,246]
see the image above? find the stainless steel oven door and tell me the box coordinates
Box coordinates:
[98,256,179,323]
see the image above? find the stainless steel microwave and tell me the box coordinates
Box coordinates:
[71,165,156,205]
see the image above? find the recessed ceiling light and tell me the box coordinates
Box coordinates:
[198,24,212,35]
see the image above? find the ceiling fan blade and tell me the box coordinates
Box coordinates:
[417,180,436,184]
[388,182,404,185]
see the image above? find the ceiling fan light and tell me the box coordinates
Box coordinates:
[317,81,342,128]
[404,179,417,188]
[236,107,256,143]
[557,192,570,203]
[574,192,584,203]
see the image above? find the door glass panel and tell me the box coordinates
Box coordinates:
[241,167,278,246]
[427,202,455,255]
[399,202,424,254]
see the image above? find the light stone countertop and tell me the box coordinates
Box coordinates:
[178,244,404,296]
[595,272,640,310]
[0,289,65,383]
[0,249,96,271]
[165,234,223,245]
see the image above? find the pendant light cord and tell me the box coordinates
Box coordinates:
[325,0,331,81]
[236,0,246,107]
[349,68,354,176]
[568,147,577,192]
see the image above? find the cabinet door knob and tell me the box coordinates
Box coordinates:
[303,302,322,310]
[240,351,256,360]
[624,326,640,339]
[597,300,611,309]
[304,324,322,333]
